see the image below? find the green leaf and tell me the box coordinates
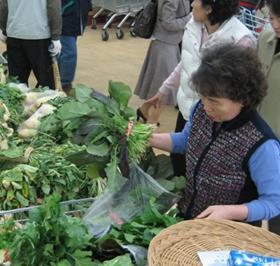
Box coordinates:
[156,179,175,192]
[86,163,101,178]
[57,102,91,120]
[39,114,61,134]
[74,84,93,103]
[16,191,29,206]
[154,154,174,179]
[71,250,94,266]
[86,98,108,117]
[172,176,186,190]
[57,260,72,266]
[66,150,109,166]
[105,154,126,191]
[42,183,51,195]
[108,81,132,107]
[86,142,110,157]
[150,227,164,235]
[102,254,133,266]
[124,233,135,243]
[0,146,24,159]
[122,106,136,119]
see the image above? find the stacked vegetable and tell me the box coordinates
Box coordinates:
[0,79,155,210]
[0,195,182,265]
[0,75,184,265]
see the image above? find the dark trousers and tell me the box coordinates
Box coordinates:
[7,37,55,89]
[170,111,187,176]
[269,215,280,235]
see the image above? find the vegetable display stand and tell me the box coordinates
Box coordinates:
[148,219,280,266]
[0,197,95,222]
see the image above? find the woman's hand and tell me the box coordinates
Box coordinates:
[196,204,248,221]
[145,91,165,108]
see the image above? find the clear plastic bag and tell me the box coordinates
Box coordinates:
[83,163,179,238]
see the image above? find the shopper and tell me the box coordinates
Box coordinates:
[0,0,62,90]
[150,43,280,223]
[134,0,191,108]
[141,0,255,176]
[59,0,92,94]
[257,0,280,234]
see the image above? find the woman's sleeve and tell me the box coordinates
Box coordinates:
[159,62,182,95]
[245,139,280,221]
[161,0,190,32]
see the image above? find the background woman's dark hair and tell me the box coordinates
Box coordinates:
[201,0,239,25]
[266,0,280,16]
[190,43,267,109]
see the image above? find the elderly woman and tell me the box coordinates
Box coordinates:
[150,43,280,223]
[141,0,256,176]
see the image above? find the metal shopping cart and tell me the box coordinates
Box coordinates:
[91,0,149,41]
[237,6,270,38]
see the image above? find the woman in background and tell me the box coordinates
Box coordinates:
[135,0,190,109]
[142,0,255,176]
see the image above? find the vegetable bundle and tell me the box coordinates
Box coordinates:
[39,82,155,177]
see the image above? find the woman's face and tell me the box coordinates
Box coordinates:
[200,95,244,122]
[191,0,212,23]
[269,10,280,38]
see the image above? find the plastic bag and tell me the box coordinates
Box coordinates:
[83,163,179,238]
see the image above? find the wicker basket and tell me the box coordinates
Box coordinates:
[148,219,280,266]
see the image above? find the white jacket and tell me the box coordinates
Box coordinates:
[177,15,255,119]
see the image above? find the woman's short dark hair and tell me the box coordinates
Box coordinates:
[266,0,280,16]
[201,0,239,25]
[190,43,267,109]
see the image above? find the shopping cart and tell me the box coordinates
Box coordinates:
[91,0,149,41]
[237,6,270,38]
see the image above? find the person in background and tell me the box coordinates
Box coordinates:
[135,0,191,116]
[150,43,280,224]
[141,0,255,176]
[0,0,62,90]
[59,0,92,94]
[257,0,280,235]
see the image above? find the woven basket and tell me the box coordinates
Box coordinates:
[148,219,280,266]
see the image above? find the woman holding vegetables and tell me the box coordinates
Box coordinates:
[140,0,255,177]
[149,43,280,225]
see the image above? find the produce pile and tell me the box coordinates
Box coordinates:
[0,194,182,265]
[0,68,185,265]
[0,77,155,210]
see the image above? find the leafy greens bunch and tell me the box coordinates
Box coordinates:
[40,81,154,175]
[4,194,94,266]
[0,83,25,128]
